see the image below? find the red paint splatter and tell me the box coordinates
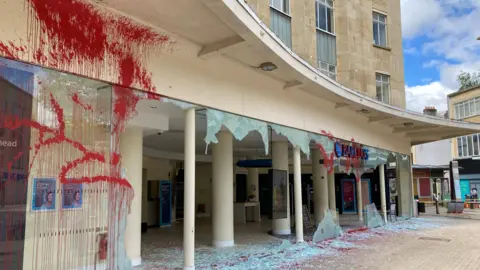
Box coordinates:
[24,0,170,91]
[71,93,92,111]
[0,41,27,59]
[346,227,368,234]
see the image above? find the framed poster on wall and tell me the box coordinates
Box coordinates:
[159,180,172,226]
[270,169,288,219]
[62,180,83,209]
[31,177,56,211]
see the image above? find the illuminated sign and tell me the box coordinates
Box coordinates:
[334,142,369,160]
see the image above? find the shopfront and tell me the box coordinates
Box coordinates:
[1,1,480,269]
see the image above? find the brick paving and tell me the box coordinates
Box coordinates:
[302,216,480,270]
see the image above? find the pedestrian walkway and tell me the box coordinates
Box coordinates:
[302,216,480,269]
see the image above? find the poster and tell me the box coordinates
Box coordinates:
[32,178,56,211]
[159,180,171,226]
[62,181,83,209]
[342,180,355,212]
[271,169,288,219]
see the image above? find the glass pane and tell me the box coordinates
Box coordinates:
[317,4,327,30]
[383,83,390,103]
[373,13,378,21]
[462,137,468,156]
[373,22,379,45]
[283,0,289,13]
[458,138,463,157]
[376,73,381,81]
[464,102,468,117]
[460,104,465,118]
[329,64,336,73]
[327,0,333,7]
[383,74,389,82]
[326,7,334,33]
[379,14,387,23]
[469,135,474,156]
[376,82,382,100]
[379,24,387,47]
[476,98,480,114]
[474,134,479,156]
[469,100,474,117]
[321,62,328,70]
[455,105,459,119]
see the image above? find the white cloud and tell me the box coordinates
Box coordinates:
[421,78,433,83]
[401,0,480,89]
[405,81,455,112]
[422,60,443,68]
[404,47,418,55]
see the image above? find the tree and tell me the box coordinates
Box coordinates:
[457,71,480,91]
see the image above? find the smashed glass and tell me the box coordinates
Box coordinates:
[205,109,269,154]
[312,210,343,242]
[278,239,292,250]
[271,124,311,157]
[364,203,385,228]
[161,97,196,110]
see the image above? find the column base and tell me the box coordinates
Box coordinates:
[131,257,142,267]
[273,228,291,235]
[213,240,234,247]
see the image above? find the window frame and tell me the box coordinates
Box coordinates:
[315,0,335,35]
[318,60,337,80]
[372,12,388,47]
[454,98,480,119]
[457,134,480,158]
[270,0,290,15]
[375,72,390,104]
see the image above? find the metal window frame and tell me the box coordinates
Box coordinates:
[270,0,290,15]
[375,72,390,104]
[315,0,335,34]
[373,12,388,47]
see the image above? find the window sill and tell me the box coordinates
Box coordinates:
[373,44,391,51]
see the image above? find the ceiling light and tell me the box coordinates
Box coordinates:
[403,122,414,127]
[258,62,277,72]
[150,105,157,109]
[357,109,370,114]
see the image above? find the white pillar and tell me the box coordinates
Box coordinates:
[247,160,259,201]
[356,179,363,221]
[272,141,291,235]
[212,131,234,247]
[328,172,336,215]
[293,147,303,242]
[183,108,196,270]
[312,148,328,225]
[379,164,387,223]
[121,127,143,267]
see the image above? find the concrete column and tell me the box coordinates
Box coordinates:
[121,127,143,267]
[212,131,234,247]
[356,179,363,221]
[247,159,259,201]
[183,108,196,269]
[272,141,291,235]
[379,164,387,223]
[328,172,336,215]
[312,148,328,225]
[293,147,303,242]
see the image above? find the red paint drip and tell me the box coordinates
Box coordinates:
[346,227,369,234]
[25,0,169,91]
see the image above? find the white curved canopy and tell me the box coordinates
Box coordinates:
[101,0,480,146]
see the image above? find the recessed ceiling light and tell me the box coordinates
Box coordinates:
[258,62,277,72]
[357,109,370,114]
[150,105,157,109]
[403,122,414,127]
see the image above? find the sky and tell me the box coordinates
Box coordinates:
[401,0,480,113]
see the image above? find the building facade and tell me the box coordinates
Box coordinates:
[249,0,406,107]
[448,86,480,200]
[1,0,479,269]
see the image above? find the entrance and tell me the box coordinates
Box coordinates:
[341,178,371,213]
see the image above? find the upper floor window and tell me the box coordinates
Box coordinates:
[376,73,390,104]
[457,134,480,158]
[373,12,387,47]
[319,61,336,80]
[270,0,289,14]
[454,97,480,119]
[316,0,334,34]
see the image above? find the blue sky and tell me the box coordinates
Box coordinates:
[401,0,480,112]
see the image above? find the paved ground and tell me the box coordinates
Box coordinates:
[302,216,480,270]
[138,213,480,269]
